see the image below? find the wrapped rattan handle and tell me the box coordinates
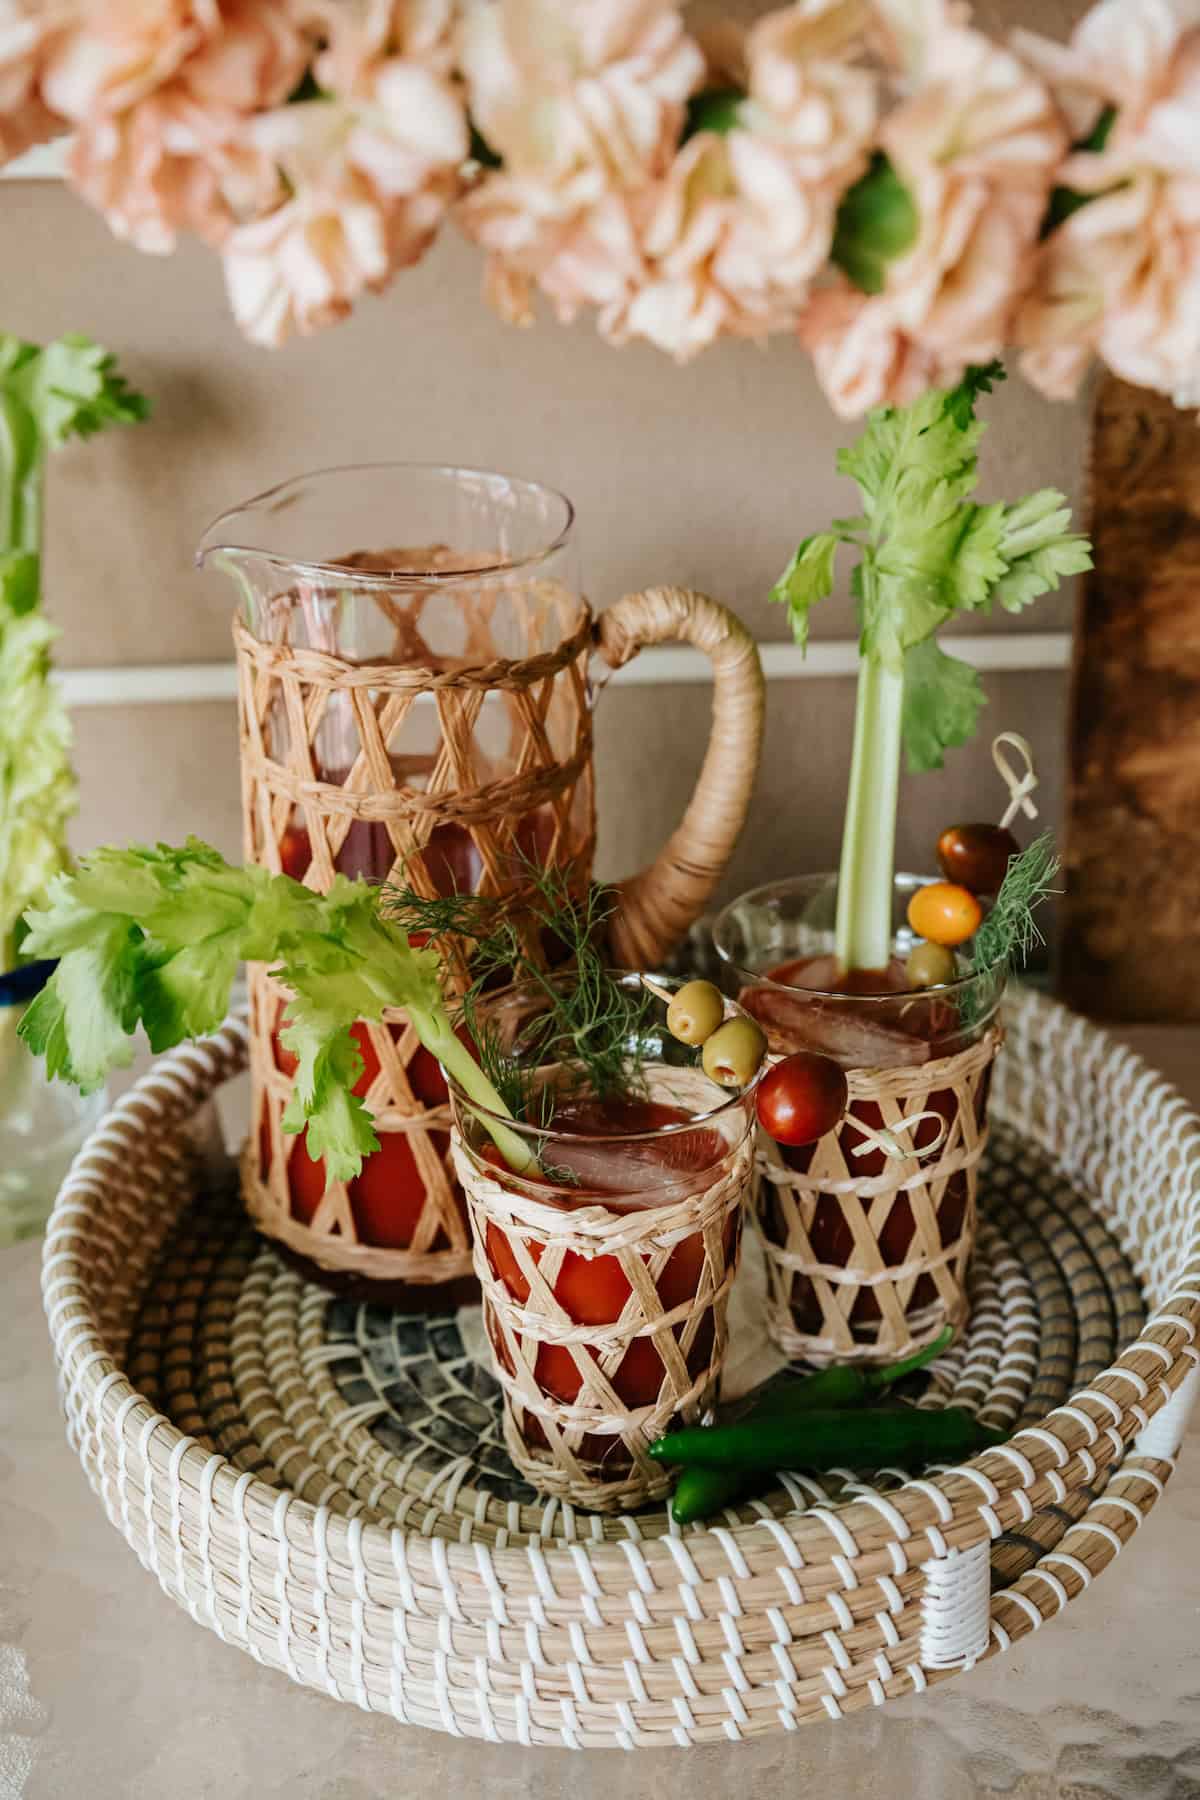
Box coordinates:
[594,585,765,968]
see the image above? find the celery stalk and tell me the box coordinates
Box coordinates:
[0,336,148,976]
[410,1004,540,1176]
[770,366,1092,977]
[835,654,903,974]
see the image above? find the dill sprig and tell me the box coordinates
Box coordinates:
[970,832,1061,975]
[380,860,652,1124]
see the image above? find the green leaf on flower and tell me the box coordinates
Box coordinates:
[831,153,919,295]
[1042,106,1120,237]
[468,122,502,168]
[901,639,986,773]
[683,88,747,140]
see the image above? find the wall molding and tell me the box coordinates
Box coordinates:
[56,632,1071,708]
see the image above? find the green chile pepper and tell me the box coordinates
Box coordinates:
[654,1405,1003,1474]
[664,1329,955,1523]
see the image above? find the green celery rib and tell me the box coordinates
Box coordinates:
[413,1008,540,1176]
[835,654,903,974]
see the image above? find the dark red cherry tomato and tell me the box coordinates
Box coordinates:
[756,1051,849,1147]
[936,822,1019,896]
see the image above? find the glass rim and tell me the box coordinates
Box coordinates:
[445,971,760,1147]
[195,460,576,590]
[712,872,1008,1005]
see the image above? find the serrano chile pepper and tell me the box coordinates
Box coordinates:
[664,1329,954,1522]
[654,1405,1002,1474]
[671,1466,767,1525]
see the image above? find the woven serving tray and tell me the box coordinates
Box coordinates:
[42,989,1200,1749]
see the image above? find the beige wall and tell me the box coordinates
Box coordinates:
[2,5,1091,919]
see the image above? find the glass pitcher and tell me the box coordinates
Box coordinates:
[197,462,764,1302]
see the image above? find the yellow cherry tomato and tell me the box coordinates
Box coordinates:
[907,881,982,948]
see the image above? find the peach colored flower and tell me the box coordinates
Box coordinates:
[461,0,701,184]
[799,15,1067,414]
[223,53,467,345]
[743,0,877,183]
[463,0,872,357]
[40,1,310,251]
[609,126,846,357]
[1013,0,1200,142]
[798,283,962,416]
[0,2,72,167]
[307,0,458,94]
[457,0,703,319]
[1016,0,1200,407]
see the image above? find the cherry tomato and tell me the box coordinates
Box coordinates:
[278,822,311,881]
[756,1051,848,1147]
[907,881,982,948]
[936,822,1018,896]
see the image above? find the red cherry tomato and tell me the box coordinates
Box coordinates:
[756,1051,849,1147]
[936,822,1019,896]
[278,822,312,881]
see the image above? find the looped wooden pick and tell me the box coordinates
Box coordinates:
[993,732,1040,830]
[847,1109,950,1162]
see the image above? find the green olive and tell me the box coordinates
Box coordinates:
[666,979,725,1046]
[906,940,959,989]
[701,1016,767,1087]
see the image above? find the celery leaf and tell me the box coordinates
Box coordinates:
[901,639,986,773]
[275,903,444,1181]
[17,334,150,447]
[280,1008,378,1185]
[19,837,451,1187]
[768,532,840,649]
[993,490,1094,611]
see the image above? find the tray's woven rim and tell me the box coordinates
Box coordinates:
[41,989,1200,1746]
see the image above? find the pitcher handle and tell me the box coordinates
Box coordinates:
[594,585,766,969]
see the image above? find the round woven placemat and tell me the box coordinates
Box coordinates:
[123,1121,1144,1552]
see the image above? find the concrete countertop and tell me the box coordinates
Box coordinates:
[3,1024,1199,1800]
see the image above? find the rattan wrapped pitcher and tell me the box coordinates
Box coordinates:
[198,464,764,1301]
